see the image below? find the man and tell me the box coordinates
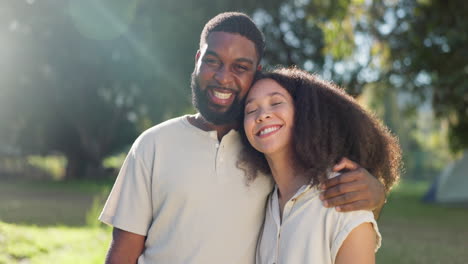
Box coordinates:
[100,12,386,263]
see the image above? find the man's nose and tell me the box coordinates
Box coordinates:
[214,66,233,85]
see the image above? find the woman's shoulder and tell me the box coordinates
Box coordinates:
[326,209,381,261]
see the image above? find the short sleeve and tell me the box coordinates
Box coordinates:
[330,210,381,262]
[99,139,154,236]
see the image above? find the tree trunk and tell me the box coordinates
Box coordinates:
[64,152,106,180]
[64,153,85,180]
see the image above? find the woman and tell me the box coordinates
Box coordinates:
[239,67,401,264]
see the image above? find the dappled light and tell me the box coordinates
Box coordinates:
[68,0,137,41]
[1,0,467,263]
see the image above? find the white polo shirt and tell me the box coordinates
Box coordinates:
[100,115,273,264]
[256,184,381,264]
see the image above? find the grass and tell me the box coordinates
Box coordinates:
[0,179,112,264]
[376,181,468,264]
[0,179,467,263]
[0,222,110,264]
[0,179,112,226]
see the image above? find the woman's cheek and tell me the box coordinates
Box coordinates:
[244,117,255,143]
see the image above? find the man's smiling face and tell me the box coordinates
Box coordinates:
[191,31,259,125]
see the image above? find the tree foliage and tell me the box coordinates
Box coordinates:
[1,0,465,179]
[255,0,373,96]
[368,0,468,151]
[1,1,143,178]
[0,0,284,179]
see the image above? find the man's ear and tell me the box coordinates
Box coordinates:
[195,50,201,65]
[257,64,263,71]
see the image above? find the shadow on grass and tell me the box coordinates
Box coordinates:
[0,179,113,227]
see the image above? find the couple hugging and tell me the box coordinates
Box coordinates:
[99,12,401,264]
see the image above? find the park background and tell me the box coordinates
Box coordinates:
[0,0,467,263]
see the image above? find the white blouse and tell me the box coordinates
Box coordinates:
[256,184,381,264]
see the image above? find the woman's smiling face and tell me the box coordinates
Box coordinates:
[243,78,295,157]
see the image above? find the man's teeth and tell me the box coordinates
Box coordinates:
[213,90,232,99]
[259,126,280,136]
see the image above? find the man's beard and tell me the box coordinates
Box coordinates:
[191,71,243,125]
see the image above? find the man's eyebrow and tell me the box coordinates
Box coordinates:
[204,50,219,58]
[204,51,255,65]
[236,58,255,65]
[245,92,286,105]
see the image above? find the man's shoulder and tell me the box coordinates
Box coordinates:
[132,115,190,148]
[143,115,188,135]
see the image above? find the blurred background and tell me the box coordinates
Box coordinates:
[0,0,467,263]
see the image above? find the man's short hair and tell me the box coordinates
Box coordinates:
[200,12,265,63]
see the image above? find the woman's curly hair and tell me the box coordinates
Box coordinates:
[238,67,402,192]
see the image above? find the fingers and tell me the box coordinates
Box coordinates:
[321,192,375,212]
[334,200,372,212]
[318,159,384,213]
[321,191,366,208]
[332,157,359,173]
[320,191,372,212]
[320,180,366,200]
[320,168,365,190]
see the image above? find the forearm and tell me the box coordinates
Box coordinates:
[372,183,387,220]
[372,203,384,221]
[105,228,146,264]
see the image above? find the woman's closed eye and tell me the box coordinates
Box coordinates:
[270,94,287,106]
[271,100,284,106]
[245,108,257,115]
[245,104,257,115]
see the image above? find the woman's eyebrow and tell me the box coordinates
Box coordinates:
[245,92,286,105]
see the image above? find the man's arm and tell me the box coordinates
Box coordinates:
[319,158,386,219]
[105,228,146,264]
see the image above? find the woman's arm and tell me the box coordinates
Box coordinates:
[335,222,377,264]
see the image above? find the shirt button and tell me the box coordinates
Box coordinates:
[215,143,219,148]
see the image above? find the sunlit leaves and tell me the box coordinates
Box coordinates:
[321,18,355,59]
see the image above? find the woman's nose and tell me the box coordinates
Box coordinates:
[256,110,271,123]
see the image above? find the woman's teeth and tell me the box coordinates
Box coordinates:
[259,126,280,136]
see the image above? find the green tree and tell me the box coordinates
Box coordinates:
[368,0,468,151]
[255,0,373,95]
[0,0,284,179]
[3,0,464,180]
[1,1,142,179]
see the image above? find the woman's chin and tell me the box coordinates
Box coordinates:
[254,144,283,157]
